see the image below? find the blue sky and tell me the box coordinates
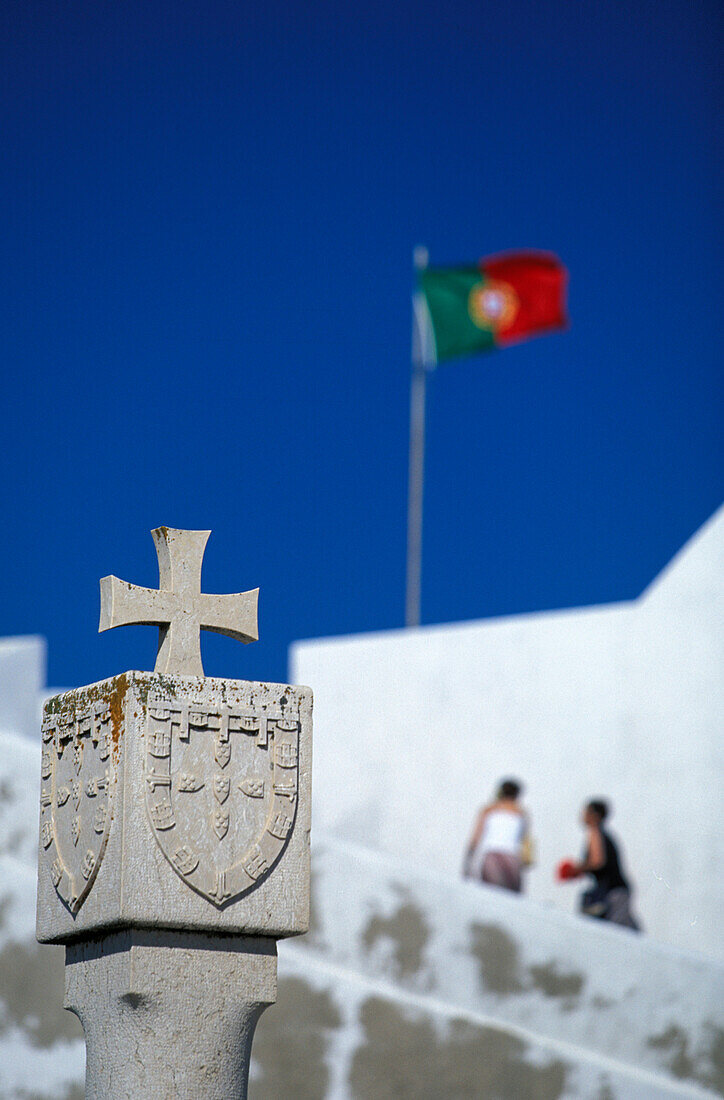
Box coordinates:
[1,0,721,688]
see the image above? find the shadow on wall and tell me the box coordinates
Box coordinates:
[250,975,571,1100]
[471,921,585,1002]
[0,917,84,1100]
[0,935,81,1049]
[361,889,431,981]
[251,976,340,1099]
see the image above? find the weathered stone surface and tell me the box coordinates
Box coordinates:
[65,930,276,1100]
[37,672,312,944]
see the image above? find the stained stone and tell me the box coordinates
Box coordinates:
[36,528,312,1099]
[37,671,311,941]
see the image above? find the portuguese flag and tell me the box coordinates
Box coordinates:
[418,251,568,363]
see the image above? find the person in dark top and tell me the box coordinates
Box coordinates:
[572,800,641,930]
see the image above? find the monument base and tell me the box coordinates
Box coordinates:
[65,929,277,1099]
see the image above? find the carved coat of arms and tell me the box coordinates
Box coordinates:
[40,702,117,913]
[144,699,298,907]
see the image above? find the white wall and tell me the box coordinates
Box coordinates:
[0,635,45,741]
[291,507,724,960]
[275,836,724,1097]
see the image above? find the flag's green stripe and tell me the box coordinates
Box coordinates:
[420,267,496,362]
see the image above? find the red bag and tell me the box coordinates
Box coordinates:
[556,858,578,881]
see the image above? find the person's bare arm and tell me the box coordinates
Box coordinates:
[463,806,491,875]
[467,807,489,855]
[576,826,605,874]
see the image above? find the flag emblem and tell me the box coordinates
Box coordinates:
[468,280,519,331]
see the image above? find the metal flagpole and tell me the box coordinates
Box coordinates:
[406,246,433,627]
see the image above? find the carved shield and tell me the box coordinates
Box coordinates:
[144,699,299,907]
[40,702,117,913]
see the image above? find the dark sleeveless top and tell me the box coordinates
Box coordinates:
[587,829,629,893]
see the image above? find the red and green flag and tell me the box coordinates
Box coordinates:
[417,250,568,364]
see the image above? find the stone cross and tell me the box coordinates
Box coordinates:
[37,527,312,1099]
[99,526,259,676]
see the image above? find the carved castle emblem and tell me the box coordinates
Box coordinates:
[40,701,117,913]
[144,699,298,907]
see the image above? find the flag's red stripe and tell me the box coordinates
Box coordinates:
[478,251,568,346]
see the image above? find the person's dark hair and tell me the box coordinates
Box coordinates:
[587,799,609,821]
[498,779,522,800]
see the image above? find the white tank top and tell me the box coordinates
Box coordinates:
[470,810,526,877]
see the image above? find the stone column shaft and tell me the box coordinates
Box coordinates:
[65,931,277,1100]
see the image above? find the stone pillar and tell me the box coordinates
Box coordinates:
[36,528,311,1099]
[65,931,276,1099]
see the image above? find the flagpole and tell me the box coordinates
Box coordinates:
[406,246,430,627]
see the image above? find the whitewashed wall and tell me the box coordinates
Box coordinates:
[291,508,724,961]
[0,635,45,742]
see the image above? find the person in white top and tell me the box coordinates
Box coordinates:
[463,779,531,893]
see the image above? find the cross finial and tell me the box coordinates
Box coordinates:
[99,527,259,677]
